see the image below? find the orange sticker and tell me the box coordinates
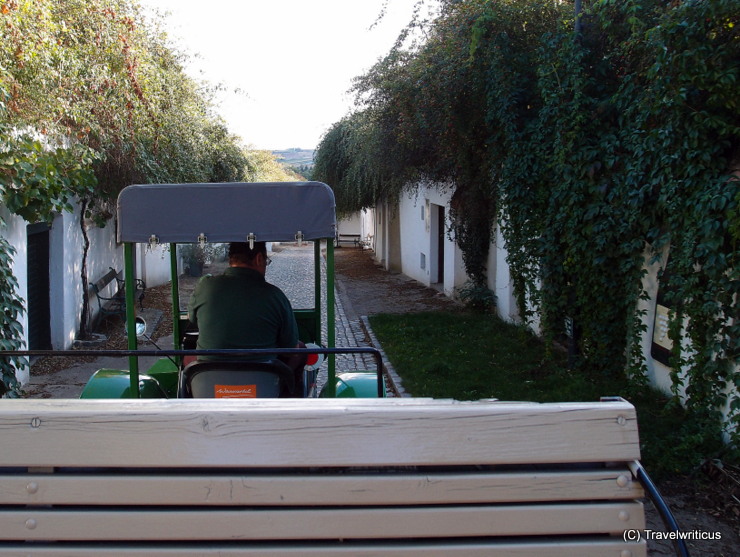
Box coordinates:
[214,385,257,398]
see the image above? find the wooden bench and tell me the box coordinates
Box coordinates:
[335,233,362,247]
[0,398,649,555]
[91,267,145,323]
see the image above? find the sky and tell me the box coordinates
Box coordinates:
[138,0,427,150]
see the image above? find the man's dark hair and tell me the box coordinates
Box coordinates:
[229,241,266,265]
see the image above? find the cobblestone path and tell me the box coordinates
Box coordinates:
[267,243,379,377]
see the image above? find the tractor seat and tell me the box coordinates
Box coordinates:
[178,360,295,399]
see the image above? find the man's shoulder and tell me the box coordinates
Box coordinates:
[192,273,221,294]
[194,273,215,286]
[264,280,288,296]
[262,281,292,304]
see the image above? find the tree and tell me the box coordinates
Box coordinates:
[243,149,303,182]
[0,0,268,392]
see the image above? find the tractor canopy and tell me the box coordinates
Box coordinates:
[117,182,337,243]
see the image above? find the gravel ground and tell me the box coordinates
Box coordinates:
[333,246,460,318]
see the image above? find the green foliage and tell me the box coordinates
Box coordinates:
[288,164,313,180]
[317,0,740,448]
[0,0,255,194]
[314,111,411,215]
[242,149,304,182]
[0,137,100,224]
[455,280,496,312]
[315,0,565,286]
[178,242,226,270]
[0,235,25,397]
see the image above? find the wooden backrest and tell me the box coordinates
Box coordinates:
[91,268,119,295]
[0,398,647,556]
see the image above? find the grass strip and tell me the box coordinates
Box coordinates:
[369,311,728,478]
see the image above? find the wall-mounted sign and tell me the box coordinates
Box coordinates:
[650,265,674,367]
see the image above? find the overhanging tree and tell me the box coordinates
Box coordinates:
[0,0,274,393]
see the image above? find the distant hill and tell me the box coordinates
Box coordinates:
[272,148,314,167]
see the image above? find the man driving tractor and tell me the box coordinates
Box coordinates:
[187,241,306,394]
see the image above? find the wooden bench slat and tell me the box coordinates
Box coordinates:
[92,269,119,293]
[0,469,643,506]
[0,539,647,557]
[0,399,640,467]
[0,503,645,541]
[0,398,649,553]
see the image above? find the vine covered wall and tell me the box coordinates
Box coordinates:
[314,0,739,446]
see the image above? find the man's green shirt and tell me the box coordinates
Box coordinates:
[187,267,298,359]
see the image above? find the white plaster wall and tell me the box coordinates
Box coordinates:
[85,219,124,332]
[137,243,172,289]
[50,209,81,349]
[635,247,737,437]
[428,187,467,296]
[397,184,465,297]
[374,185,737,435]
[398,190,429,285]
[451,244,467,291]
[363,190,737,435]
[371,201,387,267]
[636,249,737,417]
[525,289,543,337]
[49,213,171,349]
[0,208,30,385]
[486,234,735,435]
[49,205,124,347]
[490,226,515,322]
[359,208,376,251]
[337,213,361,236]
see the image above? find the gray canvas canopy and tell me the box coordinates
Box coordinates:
[117,182,336,243]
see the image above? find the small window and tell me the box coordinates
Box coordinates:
[420,253,426,270]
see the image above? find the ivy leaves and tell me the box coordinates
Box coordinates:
[316,0,739,447]
[0,236,25,397]
[0,136,99,223]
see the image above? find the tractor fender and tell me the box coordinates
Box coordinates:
[80,368,168,399]
[320,371,386,398]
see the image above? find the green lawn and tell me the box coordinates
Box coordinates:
[369,311,727,478]
[370,311,625,401]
